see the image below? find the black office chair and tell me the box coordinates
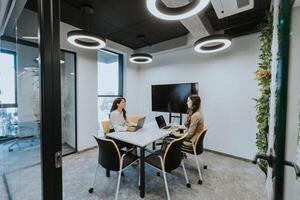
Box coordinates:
[89,136,139,200]
[181,127,208,184]
[145,134,191,200]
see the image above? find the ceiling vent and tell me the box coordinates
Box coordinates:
[0,0,16,36]
[210,0,254,19]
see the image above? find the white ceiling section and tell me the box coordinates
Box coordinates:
[161,0,213,38]
[141,0,214,55]
[294,0,300,8]
[210,0,254,19]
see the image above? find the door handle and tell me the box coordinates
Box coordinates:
[55,151,62,168]
[253,153,274,167]
[253,153,300,179]
[284,160,300,179]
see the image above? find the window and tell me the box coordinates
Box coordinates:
[97,50,123,132]
[0,49,17,108]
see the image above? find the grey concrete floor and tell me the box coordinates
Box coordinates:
[1,147,266,200]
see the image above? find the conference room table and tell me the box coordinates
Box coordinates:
[106,122,170,198]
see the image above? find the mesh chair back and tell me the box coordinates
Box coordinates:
[194,128,208,155]
[94,136,121,171]
[163,135,186,172]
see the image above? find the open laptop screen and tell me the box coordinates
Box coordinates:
[155,115,167,129]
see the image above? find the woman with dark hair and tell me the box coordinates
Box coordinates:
[109,97,136,132]
[169,95,204,146]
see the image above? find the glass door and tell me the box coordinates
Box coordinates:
[0,0,62,199]
[256,0,300,199]
[0,1,42,199]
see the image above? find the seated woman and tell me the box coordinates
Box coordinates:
[109,97,136,132]
[109,97,136,150]
[163,95,204,148]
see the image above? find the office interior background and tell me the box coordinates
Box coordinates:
[0,0,300,199]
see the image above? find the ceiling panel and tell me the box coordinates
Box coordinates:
[22,0,272,49]
[60,0,189,49]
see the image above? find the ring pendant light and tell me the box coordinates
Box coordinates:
[146,0,210,20]
[67,30,106,49]
[194,34,232,53]
[130,35,153,64]
[67,6,106,49]
[130,53,153,64]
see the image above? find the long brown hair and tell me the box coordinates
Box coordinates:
[185,95,201,127]
[110,97,127,120]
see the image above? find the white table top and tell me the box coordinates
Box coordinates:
[107,122,171,147]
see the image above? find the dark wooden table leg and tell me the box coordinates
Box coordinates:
[106,169,110,177]
[152,142,156,150]
[140,147,145,198]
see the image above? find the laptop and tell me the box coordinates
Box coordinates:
[155,115,171,129]
[131,116,146,131]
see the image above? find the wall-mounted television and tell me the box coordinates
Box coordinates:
[151,83,198,114]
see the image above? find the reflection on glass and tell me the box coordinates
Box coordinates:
[60,50,77,155]
[98,97,115,132]
[0,1,42,199]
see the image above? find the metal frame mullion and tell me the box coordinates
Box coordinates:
[38,0,62,199]
[274,0,292,199]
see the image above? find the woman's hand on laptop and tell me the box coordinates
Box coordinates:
[170,130,182,138]
[127,127,136,132]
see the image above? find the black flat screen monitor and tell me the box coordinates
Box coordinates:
[151,83,198,113]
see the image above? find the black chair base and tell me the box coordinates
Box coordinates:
[198,180,202,185]
[186,183,191,188]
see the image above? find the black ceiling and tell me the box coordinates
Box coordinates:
[61,0,189,49]
[25,0,271,49]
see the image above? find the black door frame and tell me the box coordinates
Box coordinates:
[38,0,62,199]
[274,0,292,199]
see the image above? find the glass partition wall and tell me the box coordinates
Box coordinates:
[60,50,77,155]
[0,2,42,199]
[0,2,76,198]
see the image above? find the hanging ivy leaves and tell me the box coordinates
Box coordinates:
[254,12,273,175]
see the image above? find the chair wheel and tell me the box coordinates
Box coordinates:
[186,183,191,188]
[88,188,94,193]
[198,180,202,185]
[8,149,13,152]
[157,172,160,176]
[204,165,207,169]
[121,172,124,176]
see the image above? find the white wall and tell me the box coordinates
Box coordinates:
[59,22,139,151]
[138,33,260,160]
[284,6,300,200]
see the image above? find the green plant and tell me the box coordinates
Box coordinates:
[254,12,273,175]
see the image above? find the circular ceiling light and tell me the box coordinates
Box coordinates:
[146,0,210,20]
[67,30,106,50]
[130,53,153,64]
[194,34,232,53]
